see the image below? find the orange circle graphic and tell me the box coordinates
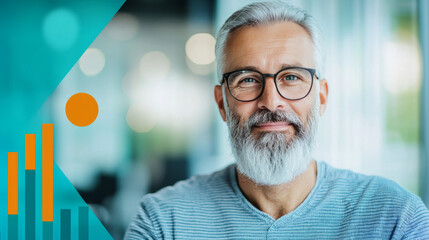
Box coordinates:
[65,93,98,127]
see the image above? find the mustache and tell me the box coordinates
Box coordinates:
[245,109,304,133]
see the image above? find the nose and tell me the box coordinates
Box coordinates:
[257,76,287,112]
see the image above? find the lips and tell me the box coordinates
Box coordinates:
[254,121,291,131]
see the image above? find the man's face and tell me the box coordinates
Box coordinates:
[214,21,328,185]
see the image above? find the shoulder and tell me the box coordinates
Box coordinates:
[320,161,417,203]
[140,163,237,221]
[143,164,234,206]
[125,164,236,239]
[318,161,429,237]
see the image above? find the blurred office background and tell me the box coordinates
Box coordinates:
[40,0,429,238]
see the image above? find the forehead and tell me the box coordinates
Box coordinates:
[224,21,315,72]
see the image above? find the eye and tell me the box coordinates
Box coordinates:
[236,77,261,88]
[238,77,260,85]
[284,75,299,81]
[243,78,257,83]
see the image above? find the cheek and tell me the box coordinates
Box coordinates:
[230,101,258,123]
[289,99,315,123]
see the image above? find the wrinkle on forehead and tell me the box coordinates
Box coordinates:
[224,21,315,73]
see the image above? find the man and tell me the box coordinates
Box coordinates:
[125,2,429,239]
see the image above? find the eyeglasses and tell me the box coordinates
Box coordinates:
[221,67,318,102]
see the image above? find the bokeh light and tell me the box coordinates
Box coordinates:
[382,41,421,94]
[185,33,216,65]
[43,8,79,51]
[79,48,106,76]
[122,69,144,101]
[130,74,211,132]
[126,102,157,133]
[139,51,170,81]
[106,12,139,41]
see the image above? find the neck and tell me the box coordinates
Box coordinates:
[236,160,317,220]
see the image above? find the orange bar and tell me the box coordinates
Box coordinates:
[8,152,18,215]
[42,124,53,222]
[25,134,36,170]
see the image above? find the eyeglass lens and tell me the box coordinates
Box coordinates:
[227,68,313,101]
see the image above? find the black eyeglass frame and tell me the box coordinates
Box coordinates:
[221,67,319,102]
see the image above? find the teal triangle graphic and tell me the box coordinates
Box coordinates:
[0,0,126,239]
[0,0,126,152]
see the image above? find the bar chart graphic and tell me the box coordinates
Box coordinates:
[3,124,110,240]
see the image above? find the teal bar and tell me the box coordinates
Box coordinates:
[25,170,36,240]
[78,206,88,240]
[43,221,53,240]
[8,215,18,240]
[61,209,71,240]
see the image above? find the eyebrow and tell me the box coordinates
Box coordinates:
[230,63,305,73]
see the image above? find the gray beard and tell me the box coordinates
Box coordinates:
[226,100,320,186]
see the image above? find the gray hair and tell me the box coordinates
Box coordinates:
[215,1,323,82]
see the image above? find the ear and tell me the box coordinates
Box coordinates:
[214,85,227,121]
[318,79,328,115]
